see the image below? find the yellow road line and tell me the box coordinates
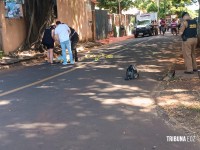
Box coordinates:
[0,38,154,97]
[0,65,85,97]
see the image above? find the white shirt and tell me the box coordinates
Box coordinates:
[55,24,70,43]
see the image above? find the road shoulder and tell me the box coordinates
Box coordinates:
[152,44,200,141]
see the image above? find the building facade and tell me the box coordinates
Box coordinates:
[57,0,95,42]
[0,0,97,54]
[0,1,26,54]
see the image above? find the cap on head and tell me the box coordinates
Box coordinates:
[182,12,189,18]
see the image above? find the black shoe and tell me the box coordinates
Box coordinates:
[184,71,194,74]
[193,69,198,72]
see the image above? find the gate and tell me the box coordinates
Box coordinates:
[95,10,108,40]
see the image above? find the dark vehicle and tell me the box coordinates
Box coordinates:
[134,20,153,38]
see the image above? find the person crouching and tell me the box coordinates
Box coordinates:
[42,25,56,64]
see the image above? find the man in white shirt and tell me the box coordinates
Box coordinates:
[55,21,74,65]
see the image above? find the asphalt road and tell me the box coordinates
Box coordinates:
[0,34,199,150]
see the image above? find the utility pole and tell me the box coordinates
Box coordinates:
[118,0,122,37]
[157,0,159,13]
[118,0,121,14]
[164,0,166,17]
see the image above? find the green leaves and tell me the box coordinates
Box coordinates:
[147,2,159,12]
[97,0,134,13]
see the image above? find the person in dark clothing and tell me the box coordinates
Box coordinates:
[42,25,55,64]
[69,27,79,62]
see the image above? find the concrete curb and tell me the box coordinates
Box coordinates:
[0,55,45,70]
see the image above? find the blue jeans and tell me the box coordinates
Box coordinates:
[60,40,74,64]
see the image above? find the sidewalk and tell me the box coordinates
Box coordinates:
[0,35,135,70]
[97,35,134,44]
[153,41,200,138]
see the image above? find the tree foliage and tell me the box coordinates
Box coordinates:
[147,2,158,13]
[132,0,196,18]
[97,0,134,13]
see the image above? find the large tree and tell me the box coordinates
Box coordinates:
[23,0,56,50]
[4,0,57,50]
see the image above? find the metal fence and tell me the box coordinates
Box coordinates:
[95,10,136,39]
[95,10,108,40]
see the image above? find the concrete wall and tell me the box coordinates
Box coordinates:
[0,1,26,54]
[0,20,2,51]
[0,0,94,54]
[57,0,93,41]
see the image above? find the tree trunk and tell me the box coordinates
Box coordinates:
[23,0,55,50]
[198,0,200,47]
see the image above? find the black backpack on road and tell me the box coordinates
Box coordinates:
[125,65,139,80]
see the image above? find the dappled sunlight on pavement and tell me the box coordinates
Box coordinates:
[138,65,162,73]
[6,123,67,137]
[0,35,200,149]
[0,100,10,106]
[90,96,154,108]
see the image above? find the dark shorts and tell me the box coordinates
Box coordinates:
[43,43,54,49]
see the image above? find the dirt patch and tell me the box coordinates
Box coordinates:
[153,45,200,140]
[154,77,200,140]
[175,48,200,70]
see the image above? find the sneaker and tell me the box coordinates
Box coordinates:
[70,62,75,65]
[62,62,68,65]
[193,69,198,72]
[184,71,194,74]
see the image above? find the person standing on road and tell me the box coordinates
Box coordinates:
[69,26,79,62]
[171,19,178,35]
[42,25,56,64]
[160,19,166,35]
[158,18,162,34]
[153,20,159,36]
[55,21,74,65]
[177,19,181,34]
[180,12,198,74]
